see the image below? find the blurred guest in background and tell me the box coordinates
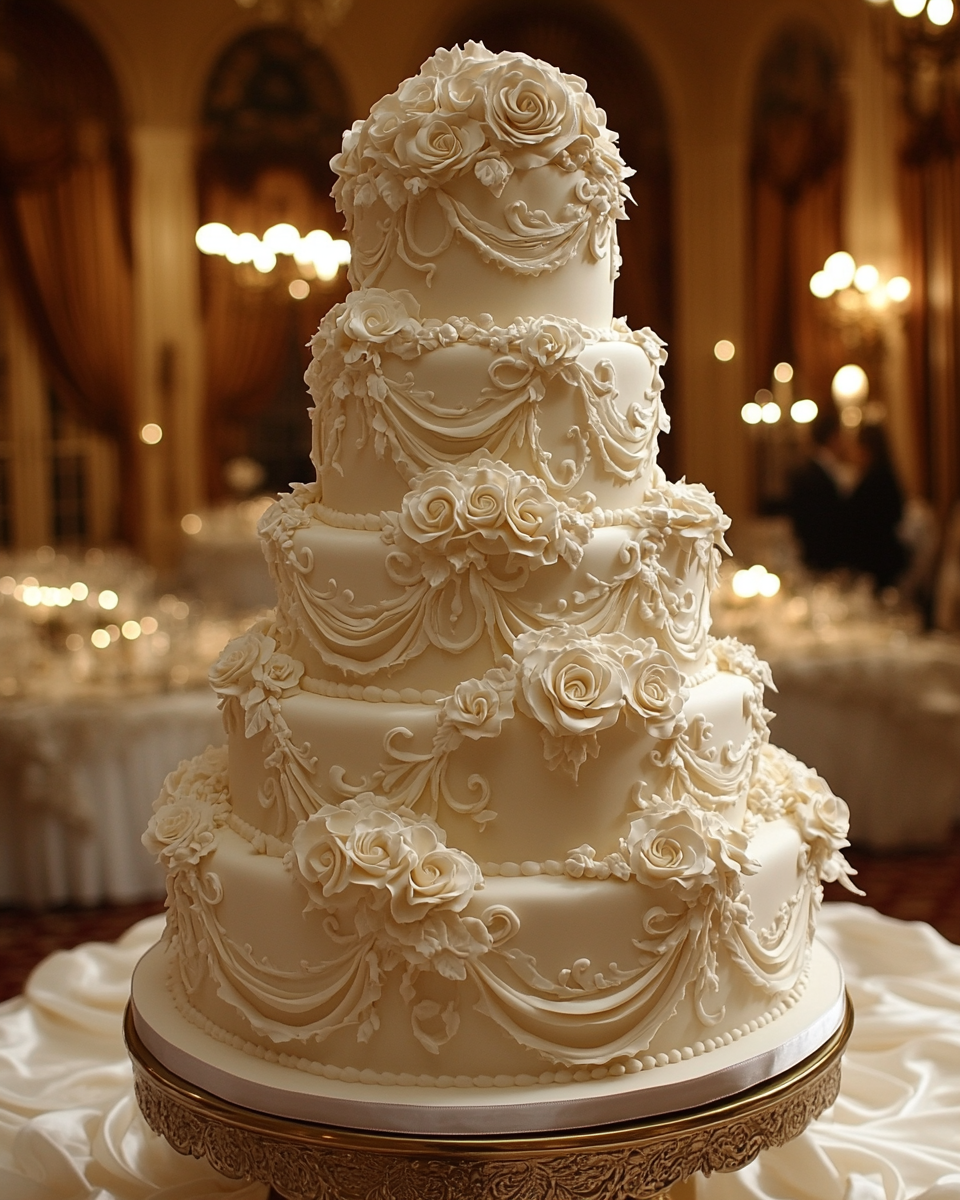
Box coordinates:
[788,406,905,590]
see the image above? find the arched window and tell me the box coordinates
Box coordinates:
[445,3,676,472]
[198,28,350,498]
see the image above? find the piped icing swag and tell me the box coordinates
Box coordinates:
[332,42,633,284]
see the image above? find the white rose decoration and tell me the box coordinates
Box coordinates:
[260,653,304,697]
[338,289,420,344]
[208,629,274,696]
[623,808,715,893]
[482,59,580,168]
[440,669,515,740]
[143,803,219,870]
[516,630,624,740]
[619,640,687,739]
[793,784,851,853]
[519,317,585,370]
[288,797,483,926]
[394,113,485,184]
[386,822,482,924]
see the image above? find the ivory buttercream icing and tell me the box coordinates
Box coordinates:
[145,44,857,1093]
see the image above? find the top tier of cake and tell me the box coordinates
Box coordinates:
[332,42,631,326]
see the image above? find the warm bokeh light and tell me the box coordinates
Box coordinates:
[66,633,83,651]
[741,402,762,424]
[832,364,869,405]
[810,270,834,298]
[732,564,781,599]
[714,339,735,361]
[262,223,300,255]
[824,251,856,290]
[98,589,119,610]
[773,362,794,383]
[91,629,111,649]
[141,616,159,635]
[70,581,88,600]
[121,620,142,640]
[181,513,203,535]
[928,0,954,23]
[894,0,926,14]
[791,398,819,424]
[887,276,911,302]
[140,423,163,445]
[288,279,311,300]
[761,401,782,424]
[841,405,864,427]
[195,222,233,255]
[853,264,879,293]
[252,246,277,274]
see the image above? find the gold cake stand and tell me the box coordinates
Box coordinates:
[125,995,851,1200]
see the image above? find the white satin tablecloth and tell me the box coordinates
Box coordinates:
[0,692,224,908]
[0,905,958,1200]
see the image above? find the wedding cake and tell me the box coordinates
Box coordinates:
[140,44,855,1123]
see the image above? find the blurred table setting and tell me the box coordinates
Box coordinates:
[714,562,960,848]
[0,544,264,908]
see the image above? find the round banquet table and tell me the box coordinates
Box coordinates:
[766,636,960,849]
[0,905,958,1200]
[0,690,224,908]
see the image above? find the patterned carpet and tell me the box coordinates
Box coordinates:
[0,834,958,1002]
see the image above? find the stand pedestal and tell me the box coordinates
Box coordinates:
[126,995,851,1200]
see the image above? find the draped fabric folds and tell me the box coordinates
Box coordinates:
[748,24,847,403]
[900,145,960,520]
[0,0,136,542]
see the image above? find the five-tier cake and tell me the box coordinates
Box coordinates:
[138,43,856,1129]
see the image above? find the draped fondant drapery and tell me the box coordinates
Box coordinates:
[0,0,137,542]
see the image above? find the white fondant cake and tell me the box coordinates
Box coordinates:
[144,44,857,1101]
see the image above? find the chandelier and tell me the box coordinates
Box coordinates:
[234,0,353,43]
[196,222,351,296]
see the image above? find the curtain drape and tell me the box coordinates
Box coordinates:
[900,148,960,519]
[201,170,347,499]
[748,24,846,404]
[0,0,136,543]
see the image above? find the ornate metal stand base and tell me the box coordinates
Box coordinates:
[126,996,851,1200]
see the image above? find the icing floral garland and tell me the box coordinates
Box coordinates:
[332,43,632,285]
[143,746,231,873]
[383,459,590,585]
[513,627,686,778]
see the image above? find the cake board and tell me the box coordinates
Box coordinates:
[126,938,852,1199]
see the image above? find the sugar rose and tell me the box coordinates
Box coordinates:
[395,113,485,184]
[519,317,584,370]
[623,809,715,892]
[793,784,850,852]
[209,630,274,696]
[516,631,624,738]
[386,823,481,924]
[143,803,218,870]
[339,289,419,343]
[483,59,580,168]
[441,672,514,740]
[260,653,304,697]
[620,641,686,739]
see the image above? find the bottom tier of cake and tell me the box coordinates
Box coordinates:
[130,934,846,1135]
[150,739,842,1091]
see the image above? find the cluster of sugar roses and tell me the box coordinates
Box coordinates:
[382,460,590,586]
[142,746,230,874]
[207,622,303,738]
[287,794,494,988]
[332,42,631,221]
[437,628,687,779]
